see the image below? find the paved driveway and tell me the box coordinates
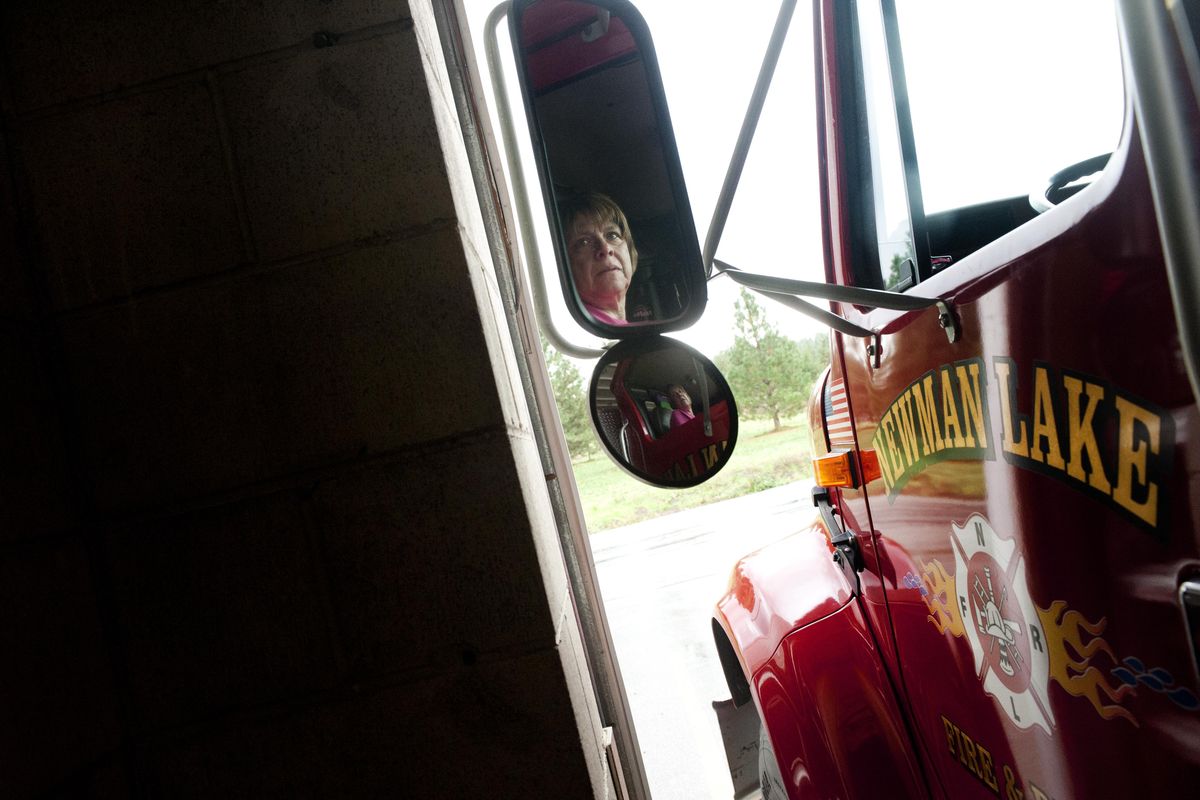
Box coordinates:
[591,481,816,799]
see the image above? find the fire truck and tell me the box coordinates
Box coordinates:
[500,0,1200,796]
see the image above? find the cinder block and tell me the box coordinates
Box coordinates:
[220,28,455,262]
[0,321,76,543]
[0,131,34,321]
[0,540,122,798]
[60,227,502,514]
[307,433,563,679]
[1,0,408,111]
[103,489,341,732]
[143,647,595,798]
[19,81,244,310]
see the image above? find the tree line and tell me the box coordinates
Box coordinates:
[716,289,827,432]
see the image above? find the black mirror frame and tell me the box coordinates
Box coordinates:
[508,0,707,339]
[588,336,738,488]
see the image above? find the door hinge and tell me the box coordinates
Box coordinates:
[813,487,862,589]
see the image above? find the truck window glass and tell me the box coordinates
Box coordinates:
[855,0,917,290]
[856,0,1125,288]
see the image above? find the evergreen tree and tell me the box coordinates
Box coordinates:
[542,336,597,459]
[717,289,827,431]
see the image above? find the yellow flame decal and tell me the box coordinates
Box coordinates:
[1037,600,1137,726]
[920,560,964,637]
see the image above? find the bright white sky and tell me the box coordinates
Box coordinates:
[459,0,1124,371]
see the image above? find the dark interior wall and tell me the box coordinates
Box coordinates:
[0,1,605,796]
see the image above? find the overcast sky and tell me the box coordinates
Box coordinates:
[459,0,1124,367]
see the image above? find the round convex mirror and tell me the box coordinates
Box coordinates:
[588,336,738,488]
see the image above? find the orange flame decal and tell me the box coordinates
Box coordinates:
[920,560,964,637]
[1037,600,1137,726]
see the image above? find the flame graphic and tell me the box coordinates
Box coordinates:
[1037,600,1137,726]
[920,560,964,637]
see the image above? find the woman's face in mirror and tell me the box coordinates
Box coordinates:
[567,212,636,318]
[668,384,691,410]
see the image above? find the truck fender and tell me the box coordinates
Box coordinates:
[713,515,853,686]
[712,516,926,799]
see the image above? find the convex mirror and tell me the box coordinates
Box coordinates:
[589,337,737,487]
[510,0,706,336]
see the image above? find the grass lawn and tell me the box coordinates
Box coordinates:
[571,416,814,532]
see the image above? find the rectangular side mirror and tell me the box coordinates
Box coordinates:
[509,0,707,336]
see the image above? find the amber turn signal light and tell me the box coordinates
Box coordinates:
[813,452,855,488]
[813,450,882,489]
[858,450,882,483]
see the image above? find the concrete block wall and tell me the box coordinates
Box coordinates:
[0,1,607,796]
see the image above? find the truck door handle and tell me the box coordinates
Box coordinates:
[1180,580,1200,681]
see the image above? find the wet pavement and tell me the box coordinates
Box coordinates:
[591,481,815,800]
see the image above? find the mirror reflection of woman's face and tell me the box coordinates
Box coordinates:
[669,385,691,409]
[567,214,634,311]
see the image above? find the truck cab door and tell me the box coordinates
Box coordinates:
[822,1,1200,798]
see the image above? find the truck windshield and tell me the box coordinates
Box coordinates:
[897,0,1125,214]
[858,0,1125,288]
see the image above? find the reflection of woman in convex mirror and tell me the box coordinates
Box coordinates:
[562,192,640,325]
[667,384,694,428]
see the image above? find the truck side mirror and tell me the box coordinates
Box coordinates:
[509,0,706,336]
[589,337,737,487]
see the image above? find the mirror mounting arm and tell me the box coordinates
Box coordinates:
[702,0,799,278]
[485,2,604,360]
[756,289,876,339]
[716,260,954,340]
[716,261,943,312]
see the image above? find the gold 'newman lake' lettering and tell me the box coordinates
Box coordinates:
[873,358,993,496]
[994,361,1172,529]
[871,357,1173,532]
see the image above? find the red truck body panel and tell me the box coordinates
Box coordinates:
[715,1,1200,797]
[715,518,926,798]
[835,119,1200,800]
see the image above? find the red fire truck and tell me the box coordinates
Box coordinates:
[503,0,1200,797]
